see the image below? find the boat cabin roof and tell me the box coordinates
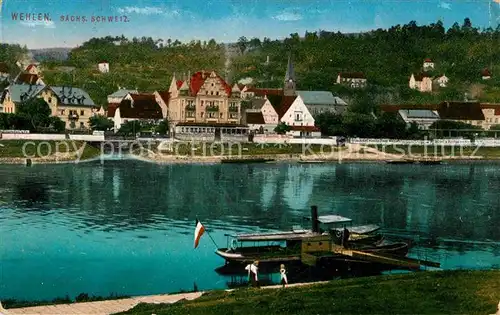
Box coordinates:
[233,230,317,242]
[317,215,352,224]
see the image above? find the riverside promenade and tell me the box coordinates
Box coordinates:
[2,282,328,315]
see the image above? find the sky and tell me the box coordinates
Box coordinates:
[0,0,497,49]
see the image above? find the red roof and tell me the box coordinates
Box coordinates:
[424,58,433,62]
[413,72,432,81]
[176,80,183,89]
[246,87,283,97]
[482,68,492,76]
[238,84,246,90]
[107,103,120,117]
[156,90,169,104]
[189,71,232,96]
[26,64,37,71]
[289,125,320,132]
[246,112,265,124]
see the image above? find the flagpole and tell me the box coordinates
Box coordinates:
[197,218,219,249]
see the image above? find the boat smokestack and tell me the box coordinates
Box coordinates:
[311,205,319,233]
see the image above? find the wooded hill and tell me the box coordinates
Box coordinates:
[3,18,500,109]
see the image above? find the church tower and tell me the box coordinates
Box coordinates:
[283,52,296,96]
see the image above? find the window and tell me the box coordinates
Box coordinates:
[220,112,223,118]
[80,110,84,116]
[80,122,84,128]
[208,112,217,118]
[48,97,52,103]
[294,111,303,121]
[216,91,219,95]
[61,110,65,115]
[200,112,204,118]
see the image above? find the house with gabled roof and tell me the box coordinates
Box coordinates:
[336,72,367,88]
[39,85,97,129]
[423,58,435,71]
[153,90,169,119]
[482,68,492,80]
[25,64,40,75]
[409,73,433,92]
[111,93,163,131]
[98,61,109,73]
[107,88,139,104]
[1,84,45,113]
[166,70,242,127]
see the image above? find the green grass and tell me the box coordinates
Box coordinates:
[0,140,101,160]
[152,143,344,157]
[116,270,500,315]
[367,144,500,158]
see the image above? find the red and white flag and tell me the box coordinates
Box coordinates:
[194,219,205,249]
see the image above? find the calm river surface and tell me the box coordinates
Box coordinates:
[0,160,499,301]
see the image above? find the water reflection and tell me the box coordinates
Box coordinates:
[0,161,499,300]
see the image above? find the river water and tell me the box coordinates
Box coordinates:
[0,160,499,301]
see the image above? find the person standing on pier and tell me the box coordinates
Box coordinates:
[280,264,288,288]
[245,261,259,287]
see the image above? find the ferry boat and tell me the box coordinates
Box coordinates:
[215,207,405,266]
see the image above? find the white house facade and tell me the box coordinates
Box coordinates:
[98,62,110,73]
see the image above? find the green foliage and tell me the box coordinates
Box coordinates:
[230,18,500,103]
[41,36,226,106]
[17,98,52,132]
[118,120,143,136]
[118,270,500,315]
[314,112,345,136]
[155,119,169,135]
[89,115,114,131]
[274,122,291,134]
[47,116,66,133]
[489,124,500,130]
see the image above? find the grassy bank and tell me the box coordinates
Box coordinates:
[0,140,101,161]
[118,270,500,315]
[149,142,344,156]
[368,144,500,159]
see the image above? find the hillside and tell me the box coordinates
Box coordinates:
[40,36,227,106]
[4,19,500,109]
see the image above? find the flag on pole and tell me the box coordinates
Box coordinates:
[194,219,205,249]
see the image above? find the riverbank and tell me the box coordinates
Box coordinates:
[4,270,498,314]
[119,270,500,315]
[0,140,101,164]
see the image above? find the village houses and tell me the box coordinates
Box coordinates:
[108,93,163,131]
[336,72,367,88]
[98,61,110,73]
[1,83,99,129]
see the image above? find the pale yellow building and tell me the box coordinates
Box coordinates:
[1,84,98,129]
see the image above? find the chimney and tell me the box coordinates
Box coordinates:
[311,205,319,233]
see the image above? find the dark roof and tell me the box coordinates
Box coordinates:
[118,95,162,119]
[437,101,485,121]
[413,72,431,81]
[266,94,297,119]
[107,103,120,117]
[381,104,438,112]
[398,109,439,119]
[246,112,265,124]
[250,98,267,109]
[176,122,247,128]
[16,73,40,84]
[0,62,9,73]
[156,90,170,104]
[338,72,366,79]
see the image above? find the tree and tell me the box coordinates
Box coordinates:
[343,112,376,138]
[274,122,291,134]
[314,112,345,136]
[155,119,169,135]
[237,36,248,55]
[375,112,407,138]
[47,116,66,133]
[118,120,142,136]
[89,115,114,131]
[17,98,51,132]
